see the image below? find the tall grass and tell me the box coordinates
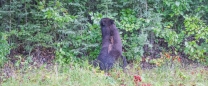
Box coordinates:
[1,61,208,86]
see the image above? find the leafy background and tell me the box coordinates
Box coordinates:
[0,0,208,66]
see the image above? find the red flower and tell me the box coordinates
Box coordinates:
[177,57,181,62]
[134,75,142,82]
[134,75,142,86]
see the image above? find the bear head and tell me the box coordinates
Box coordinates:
[100,18,115,27]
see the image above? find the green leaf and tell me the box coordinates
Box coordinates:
[175,1,180,6]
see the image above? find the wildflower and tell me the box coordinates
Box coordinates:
[134,75,142,82]
[177,57,181,62]
[134,75,142,85]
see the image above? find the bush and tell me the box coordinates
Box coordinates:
[0,0,208,65]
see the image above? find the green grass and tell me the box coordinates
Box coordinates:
[1,61,208,86]
[140,66,208,85]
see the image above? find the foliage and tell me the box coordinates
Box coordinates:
[0,33,10,66]
[149,52,181,67]
[0,0,208,65]
[184,16,208,64]
[1,61,208,86]
[152,0,208,64]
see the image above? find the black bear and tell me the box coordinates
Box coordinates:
[107,18,127,69]
[94,18,127,71]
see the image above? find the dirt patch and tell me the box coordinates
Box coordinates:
[31,46,55,66]
[1,45,56,82]
[8,45,55,66]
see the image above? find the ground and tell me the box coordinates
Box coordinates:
[1,47,208,86]
[0,60,208,86]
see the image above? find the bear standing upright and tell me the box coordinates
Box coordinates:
[94,18,127,71]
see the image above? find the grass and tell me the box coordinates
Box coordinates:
[1,60,208,86]
[141,66,208,85]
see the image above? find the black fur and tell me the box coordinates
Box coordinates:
[94,18,127,71]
